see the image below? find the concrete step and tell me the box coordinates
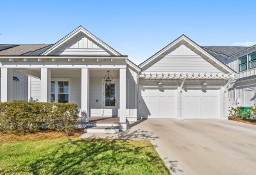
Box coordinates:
[86,122,120,127]
[85,126,120,134]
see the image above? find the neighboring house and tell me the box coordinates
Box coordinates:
[0,26,254,128]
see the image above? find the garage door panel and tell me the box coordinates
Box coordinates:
[139,88,177,118]
[200,96,219,118]
[183,90,220,119]
[183,96,200,119]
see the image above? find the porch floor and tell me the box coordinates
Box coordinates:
[88,117,119,123]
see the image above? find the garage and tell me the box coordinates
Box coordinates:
[139,88,177,118]
[182,90,220,119]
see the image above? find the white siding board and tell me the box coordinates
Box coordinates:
[144,45,222,73]
[29,76,41,101]
[70,77,81,107]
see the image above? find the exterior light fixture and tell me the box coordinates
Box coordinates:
[202,82,207,86]
[158,81,163,85]
[104,70,113,86]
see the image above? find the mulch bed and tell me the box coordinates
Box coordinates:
[0,130,83,142]
[228,117,256,126]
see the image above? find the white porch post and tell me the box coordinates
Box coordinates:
[1,68,13,102]
[119,68,127,123]
[40,68,51,102]
[81,68,89,118]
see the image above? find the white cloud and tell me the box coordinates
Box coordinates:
[232,41,256,47]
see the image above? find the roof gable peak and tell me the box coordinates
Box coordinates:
[139,35,235,74]
[42,25,122,56]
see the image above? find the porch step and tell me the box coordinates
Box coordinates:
[86,122,120,127]
[85,126,120,134]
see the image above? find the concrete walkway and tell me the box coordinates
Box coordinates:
[80,119,256,175]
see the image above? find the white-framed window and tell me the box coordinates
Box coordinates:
[239,55,247,72]
[51,79,70,103]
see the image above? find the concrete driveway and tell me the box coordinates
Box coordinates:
[128,119,256,175]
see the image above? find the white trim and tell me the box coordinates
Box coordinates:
[28,76,31,101]
[42,26,121,56]
[139,35,235,74]
[51,78,71,103]
[126,59,141,72]
[1,64,127,69]
[140,72,234,79]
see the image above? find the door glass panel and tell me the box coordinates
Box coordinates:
[58,81,69,103]
[105,84,115,106]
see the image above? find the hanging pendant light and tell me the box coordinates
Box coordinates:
[104,70,112,86]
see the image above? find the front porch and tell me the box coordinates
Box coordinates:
[0,65,128,126]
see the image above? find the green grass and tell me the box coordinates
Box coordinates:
[0,138,169,175]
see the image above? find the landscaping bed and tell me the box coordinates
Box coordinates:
[0,130,82,142]
[228,116,256,126]
[229,106,256,126]
[0,138,169,175]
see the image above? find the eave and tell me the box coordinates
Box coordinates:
[140,72,234,80]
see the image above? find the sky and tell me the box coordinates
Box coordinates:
[1,0,256,64]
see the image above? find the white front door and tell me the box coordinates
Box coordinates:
[182,90,220,119]
[139,88,177,118]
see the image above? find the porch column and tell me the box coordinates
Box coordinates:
[81,68,89,117]
[40,68,51,102]
[1,68,13,102]
[119,68,127,123]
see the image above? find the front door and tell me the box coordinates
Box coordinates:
[103,82,118,117]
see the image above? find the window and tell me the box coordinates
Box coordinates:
[51,80,69,103]
[105,83,115,106]
[239,55,247,72]
[249,51,256,69]
[51,81,55,102]
[58,81,69,103]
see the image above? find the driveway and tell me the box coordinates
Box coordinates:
[127,119,256,175]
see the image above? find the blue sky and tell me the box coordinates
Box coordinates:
[0,0,256,64]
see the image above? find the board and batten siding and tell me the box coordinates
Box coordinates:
[144,44,222,73]
[13,71,28,101]
[0,71,28,101]
[51,33,110,56]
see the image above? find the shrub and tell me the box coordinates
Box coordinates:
[0,101,79,134]
[229,106,256,120]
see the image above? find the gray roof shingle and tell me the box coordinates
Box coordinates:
[202,46,248,57]
[0,44,51,55]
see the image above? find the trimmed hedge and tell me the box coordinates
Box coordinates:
[0,101,79,133]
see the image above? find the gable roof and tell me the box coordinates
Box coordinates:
[0,44,50,55]
[42,26,122,56]
[139,35,236,74]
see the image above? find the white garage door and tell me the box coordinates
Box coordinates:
[139,88,177,118]
[182,90,220,119]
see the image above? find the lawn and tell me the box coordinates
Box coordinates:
[0,138,169,175]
